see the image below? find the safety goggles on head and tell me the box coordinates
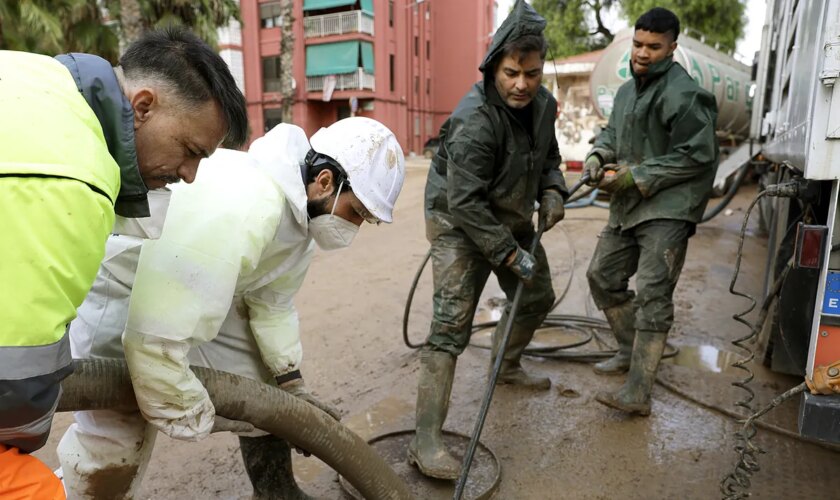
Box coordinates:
[305,149,349,187]
[350,198,381,225]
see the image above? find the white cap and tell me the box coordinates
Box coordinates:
[309,117,405,223]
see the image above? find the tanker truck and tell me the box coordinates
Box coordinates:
[744,0,840,443]
[587,27,755,194]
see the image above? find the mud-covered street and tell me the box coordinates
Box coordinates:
[35,161,840,499]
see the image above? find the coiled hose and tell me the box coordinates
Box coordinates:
[58,358,413,500]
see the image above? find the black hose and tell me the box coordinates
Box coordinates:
[720,191,770,499]
[701,161,752,223]
[402,250,431,349]
[58,359,413,500]
[454,224,545,500]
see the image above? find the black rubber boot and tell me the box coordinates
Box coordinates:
[239,435,312,500]
[593,301,637,375]
[407,350,461,480]
[491,313,551,390]
[595,330,668,416]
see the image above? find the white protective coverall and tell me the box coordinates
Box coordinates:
[57,125,316,498]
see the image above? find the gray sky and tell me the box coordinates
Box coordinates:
[495,0,766,64]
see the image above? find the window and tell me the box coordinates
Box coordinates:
[338,104,352,120]
[264,108,283,132]
[262,56,282,92]
[414,36,419,57]
[389,54,395,92]
[426,40,430,60]
[260,2,282,28]
[415,76,419,94]
[426,78,430,95]
[426,116,433,135]
[414,116,420,136]
[389,0,394,27]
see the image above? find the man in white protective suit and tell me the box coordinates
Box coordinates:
[56,117,406,499]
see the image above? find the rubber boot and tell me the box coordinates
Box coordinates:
[491,314,551,390]
[593,301,637,375]
[595,330,668,416]
[239,435,312,500]
[408,350,461,480]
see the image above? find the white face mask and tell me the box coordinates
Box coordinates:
[309,182,360,250]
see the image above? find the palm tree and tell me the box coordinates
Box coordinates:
[279,0,294,123]
[0,0,239,61]
[0,0,70,53]
[0,0,118,61]
[106,0,240,48]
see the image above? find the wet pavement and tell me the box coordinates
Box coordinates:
[35,167,840,498]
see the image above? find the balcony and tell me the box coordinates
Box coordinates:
[304,10,374,38]
[306,69,375,92]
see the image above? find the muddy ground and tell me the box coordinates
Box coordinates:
[36,161,840,499]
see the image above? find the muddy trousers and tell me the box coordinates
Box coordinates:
[57,409,157,499]
[425,232,556,357]
[58,410,305,500]
[586,220,692,333]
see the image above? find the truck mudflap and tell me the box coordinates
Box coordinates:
[799,392,840,442]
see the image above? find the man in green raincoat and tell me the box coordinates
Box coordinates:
[409,0,569,480]
[584,7,719,416]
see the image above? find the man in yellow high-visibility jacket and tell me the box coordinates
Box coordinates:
[0,26,247,495]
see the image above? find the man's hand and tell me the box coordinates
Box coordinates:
[505,247,537,286]
[211,416,255,434]
[584,155,605,186]
[279,378,342,421]
[597,165,635,194]
[539,189,565,231]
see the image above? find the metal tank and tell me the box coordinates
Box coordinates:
[590,28,753,139]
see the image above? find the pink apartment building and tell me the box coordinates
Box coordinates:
[223,0,496,153]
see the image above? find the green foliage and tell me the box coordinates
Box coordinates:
[533,0,747,59]
[621,0,746,54]
[0,0,240,62]
[106,0,241,48]
[0,0,119,61]
[531,0,617,59]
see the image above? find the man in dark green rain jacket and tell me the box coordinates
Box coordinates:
[409,0,569,480]
[584,7,719,416]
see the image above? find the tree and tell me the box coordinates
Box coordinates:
[621,0,746,54]
[119,0,143,45]
[105,0,240,48]
[0,0,118,60]
[534,0,747,59]
[531,0,617,59]
[278,0,295,124]
[1,0,240,63]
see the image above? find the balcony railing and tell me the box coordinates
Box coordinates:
[304,10,374,38]
[306,69,375,92]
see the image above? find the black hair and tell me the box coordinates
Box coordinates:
[304,150,352,194]
[120,26,248,148]
[492,33,548,74]
[635,7,680,42]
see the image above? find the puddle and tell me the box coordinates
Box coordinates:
[339,431,499,500]
[665,345,744,375]
[474,295,507,324]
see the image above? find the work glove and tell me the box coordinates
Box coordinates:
[211,416,255,434]
[539,189,565,231]
[279,378,342,421]
[505,247,537,287]
[597,165,635,194]
[584,154,605,186]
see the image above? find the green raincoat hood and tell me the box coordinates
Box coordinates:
[478,0,546,74]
